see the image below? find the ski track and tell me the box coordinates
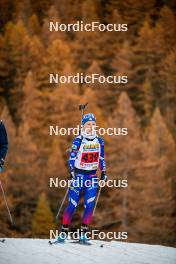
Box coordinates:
[0,238,176,264]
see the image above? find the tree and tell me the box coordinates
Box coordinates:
[42,5,67,45]
[26,35,45,74]
[0,0,14,33]
[72,7,102,70]
[82,61,114,116]
[2,20,30,126]
[138,77,155,126]
[120,0,155,34]
[56,0,82,22]
[130,18,164,120]
[141,108,176,245]
[15,0,33,24]
[49,67,80,153]
[147,107,175,158]
[102,92,144,231]
[156,6,176,54]
[30,0,52,23]
[46,137,67,212]
[32,193,55,238]
[82,0,99,22]
[28,14,41,36]
[159,51,176,137]
[35,38,71,92]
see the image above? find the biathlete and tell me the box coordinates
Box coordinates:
[57,113,107,243]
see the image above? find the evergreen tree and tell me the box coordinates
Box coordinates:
[159,51,176,137]
[42,5,67,45]
[147,107,175,157]
[138,77,155,126]
[82,0,99,22]
[105,92,144,231]
[2,20,30,126]
[32,193,55,238]
[28,14,41,36]
[156,6,176,54]
[30,0,52,23]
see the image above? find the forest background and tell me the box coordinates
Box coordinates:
[0,0,176,247]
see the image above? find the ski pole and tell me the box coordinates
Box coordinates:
[92,186,102,217]
[79,103,88,119]
[0,179,13,225]
[56,186,69,222]
[79,103,88,129]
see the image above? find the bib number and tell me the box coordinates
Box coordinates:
[81,152,99,163]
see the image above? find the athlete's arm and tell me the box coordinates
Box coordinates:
[98,137,106,172]
[0,121,8,162]
[68,136,82,172]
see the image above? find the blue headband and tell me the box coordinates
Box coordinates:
[82,113,96,125]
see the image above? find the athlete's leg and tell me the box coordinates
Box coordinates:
[82,174,98,226]
[62,174,83,225]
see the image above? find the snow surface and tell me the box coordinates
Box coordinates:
[0,238,176,264]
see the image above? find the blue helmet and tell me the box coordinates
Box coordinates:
[82,113,96,126]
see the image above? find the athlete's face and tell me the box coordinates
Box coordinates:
[83,121,96,134]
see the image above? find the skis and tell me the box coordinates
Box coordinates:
[71,240,92,246]
[49,240,65,245]
[49,239,92,246]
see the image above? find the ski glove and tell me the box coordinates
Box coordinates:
[101,171,107,182]
[0,158,4,166]
[70,170,75,179]
[0,159,4,172]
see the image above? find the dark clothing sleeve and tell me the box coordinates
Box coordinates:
[0,121,8,160]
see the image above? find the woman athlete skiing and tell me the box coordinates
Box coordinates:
[57,113,107,243]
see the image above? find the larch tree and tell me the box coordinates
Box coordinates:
[28,14,41,36]
[2,20,30,126]
[103,92,144,233]
[142,107,176,244]
[137,77,155,126]
[130,18,163,120]
[156,6,176,54]
[42,5,67,45]
[72,1,102,70]
[147,107,175,158]
[49,67,80,154]
[30,0,52,23]
[83,60,109,114]
[46,137,67,213]
[159,51,176,136]
[32,192,55,238]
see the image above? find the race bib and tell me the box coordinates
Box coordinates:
[81,152,99,163]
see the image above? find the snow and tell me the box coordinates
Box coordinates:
[0,238,176,264]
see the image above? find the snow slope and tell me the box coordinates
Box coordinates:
[0,238,176,264]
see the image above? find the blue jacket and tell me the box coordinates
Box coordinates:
[0,121,8,160]
[68,135,106,173]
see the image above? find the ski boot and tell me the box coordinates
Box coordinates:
[79,224,90,244]
[57,225,69,243]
